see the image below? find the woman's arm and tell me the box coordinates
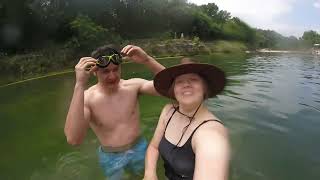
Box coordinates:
[144,104,173,180]
[193,122,230,180]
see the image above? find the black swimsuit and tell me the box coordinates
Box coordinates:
[158,108,223,180]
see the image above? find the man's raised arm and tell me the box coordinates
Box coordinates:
[64,57,97,145]
[121,45,165,96]
[121,45,165,74]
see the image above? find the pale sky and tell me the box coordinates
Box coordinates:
[188,0,320,37]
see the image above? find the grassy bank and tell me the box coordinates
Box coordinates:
[205,40,248,53]
[0,39,248,86]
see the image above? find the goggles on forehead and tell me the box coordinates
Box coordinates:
[96,53,122,68]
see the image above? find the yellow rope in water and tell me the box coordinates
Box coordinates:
[0,55,184,88]
[0,70,74,88]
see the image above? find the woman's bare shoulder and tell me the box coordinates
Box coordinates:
[159,103,177,124]
[192,120,229,150]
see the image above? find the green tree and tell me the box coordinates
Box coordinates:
[200,3,230,24]
[67,15,121,52]
[200,3,219,18]
[191,12,222,39]
[302,30,320,45]
[223,17,255,44]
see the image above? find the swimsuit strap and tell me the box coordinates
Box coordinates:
[189,119,223,139]
[164,107,178,132]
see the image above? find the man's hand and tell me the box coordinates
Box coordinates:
[121,45,151,64]
[74,57,98,86]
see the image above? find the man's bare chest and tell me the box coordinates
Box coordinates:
[89,93,139,126]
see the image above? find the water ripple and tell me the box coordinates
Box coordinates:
[298,103,320,112]
[224,94,260,103]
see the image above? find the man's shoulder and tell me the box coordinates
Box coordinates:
[85,85,97,94]
[121,78,149,87]
[123,78,148,83]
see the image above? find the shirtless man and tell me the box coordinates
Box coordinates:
[64,45,165,179]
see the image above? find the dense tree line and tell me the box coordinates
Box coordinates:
[0,0,266,53]
[255,29,320,50]
[0,0,319,85]
[1,0,319,54]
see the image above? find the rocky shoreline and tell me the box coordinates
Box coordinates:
[249,48,312,54]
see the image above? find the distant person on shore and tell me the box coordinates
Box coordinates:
[64,45,165,179]
[144,58,230,180]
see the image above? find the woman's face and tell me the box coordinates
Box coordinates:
[173,73,207,105]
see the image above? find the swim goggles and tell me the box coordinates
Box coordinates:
[96,53,122,68]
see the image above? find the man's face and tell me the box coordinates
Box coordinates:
[96,63,121,86]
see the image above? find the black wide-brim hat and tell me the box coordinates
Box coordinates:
[154,61,226,99]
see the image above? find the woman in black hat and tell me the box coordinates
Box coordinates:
[144,58,230,180]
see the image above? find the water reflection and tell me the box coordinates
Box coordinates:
[212,54,320,180]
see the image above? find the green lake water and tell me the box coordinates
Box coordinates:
[0,53,319,180]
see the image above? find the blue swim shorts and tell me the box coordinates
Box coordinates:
[97,137,147,179]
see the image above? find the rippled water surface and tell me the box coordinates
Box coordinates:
[0,54,319,180]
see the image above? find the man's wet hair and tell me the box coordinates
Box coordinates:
[91,44,121,59]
